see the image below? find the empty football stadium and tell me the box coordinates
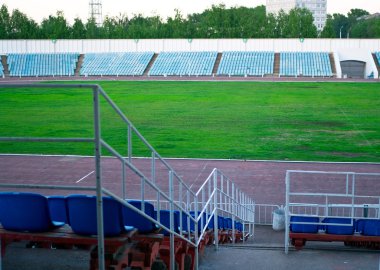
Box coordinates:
[0,36,379,270]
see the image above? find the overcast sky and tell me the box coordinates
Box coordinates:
[1,0,379,24]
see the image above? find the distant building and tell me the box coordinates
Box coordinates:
[266,0,327,31]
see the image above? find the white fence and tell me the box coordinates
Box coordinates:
[0,39,379,54]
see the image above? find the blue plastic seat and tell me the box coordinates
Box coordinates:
[357,219,380,236]
[290,216,319,233]
[122,200,156,233]
[157,210,179,236]
[66,195,125,237]
[323,218,355,235]
[0,192,64,232]
[48,195,68,224]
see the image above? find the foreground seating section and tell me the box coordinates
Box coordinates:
[290,215,380,250]
[0,192,64,232]
[7,53,79,77]
[80,52,154,76]
[217,51,274,76]
[280,52,332,77]
[66,194,125,237]
[149,51,217,76]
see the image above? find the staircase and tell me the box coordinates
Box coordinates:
[1,55,9,77]
[372,53,380,75]
[329,53,337,77]
[273,53,280,77]
[74,54,84,76]
[143,53,158,76]
[212,53,223,75]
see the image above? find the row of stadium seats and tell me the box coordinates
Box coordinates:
[0,191,243,237]
[280,52,332,77]
[217,51,274,76]
[290,216,380,236]
[2,51,337,78]
[148,51,218,76]
[0,192,245,269]
[80,52,154,76]
[7,53,79,77]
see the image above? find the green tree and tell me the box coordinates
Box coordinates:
[40,11,70,39]
[320,15,335,38]
[9,9,39,39]
[71,18,86,39]
[0,5,11,39]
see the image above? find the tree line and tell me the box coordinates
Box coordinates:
[0,4,378,39]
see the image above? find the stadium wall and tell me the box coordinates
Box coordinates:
[0,39,379,54]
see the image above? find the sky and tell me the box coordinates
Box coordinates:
[1,0,379,24]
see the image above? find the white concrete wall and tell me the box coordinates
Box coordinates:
[0,39,379,54]
[333,52,342,78]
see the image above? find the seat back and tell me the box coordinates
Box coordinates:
[323,218,355,235]
[158,210,179,236]
[48,196,68,225]
[0,192,55,232]
[66,195,124,236]
[122,200,155,233]
[290,216,319,233]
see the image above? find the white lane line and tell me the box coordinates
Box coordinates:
[76,170,94,183]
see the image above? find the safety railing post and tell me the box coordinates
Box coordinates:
[194,196,199,270]
[285,171,290,254]
[232,183,235,244]
[93,86,105,270]
[151,152,156,183]
[122,161,126,199]
[169,171,175,270]
[213,170,219,250]
[127,124,132,163]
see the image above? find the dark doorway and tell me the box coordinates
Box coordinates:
[340,60,366,79]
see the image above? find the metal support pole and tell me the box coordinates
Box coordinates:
[127,124,132,163]
[232,183,235,244]
[93,87,105,270]
[169,171,175,270]
[285,171,290,254]
[194,196,199,270]
[122,162,126,199]
[151,152,156,183]
[213,170,219,250]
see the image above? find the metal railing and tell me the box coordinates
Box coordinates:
[285,170,380,254]
[0,83,255,270]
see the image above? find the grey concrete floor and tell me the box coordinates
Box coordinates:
[2,226,379,270]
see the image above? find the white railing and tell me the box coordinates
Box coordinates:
[285,170,380,254]
[0,83,255,270]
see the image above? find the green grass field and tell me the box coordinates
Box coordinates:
[0,81,379,162]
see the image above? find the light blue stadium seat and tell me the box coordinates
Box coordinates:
[279,52,332,77]
[7,53,79,77]
[80,52,154,76]
[217,51,274,76]
[149,52,217,76]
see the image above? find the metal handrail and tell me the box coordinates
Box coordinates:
[0,83,256,270]
[285,170,380,254]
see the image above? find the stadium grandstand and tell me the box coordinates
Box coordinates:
[80,52,154,76]
[148,51,217,76]
[7,53,79,77]
[217,51,274,76]
[0,39,378,79]
[279,52,332,77]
